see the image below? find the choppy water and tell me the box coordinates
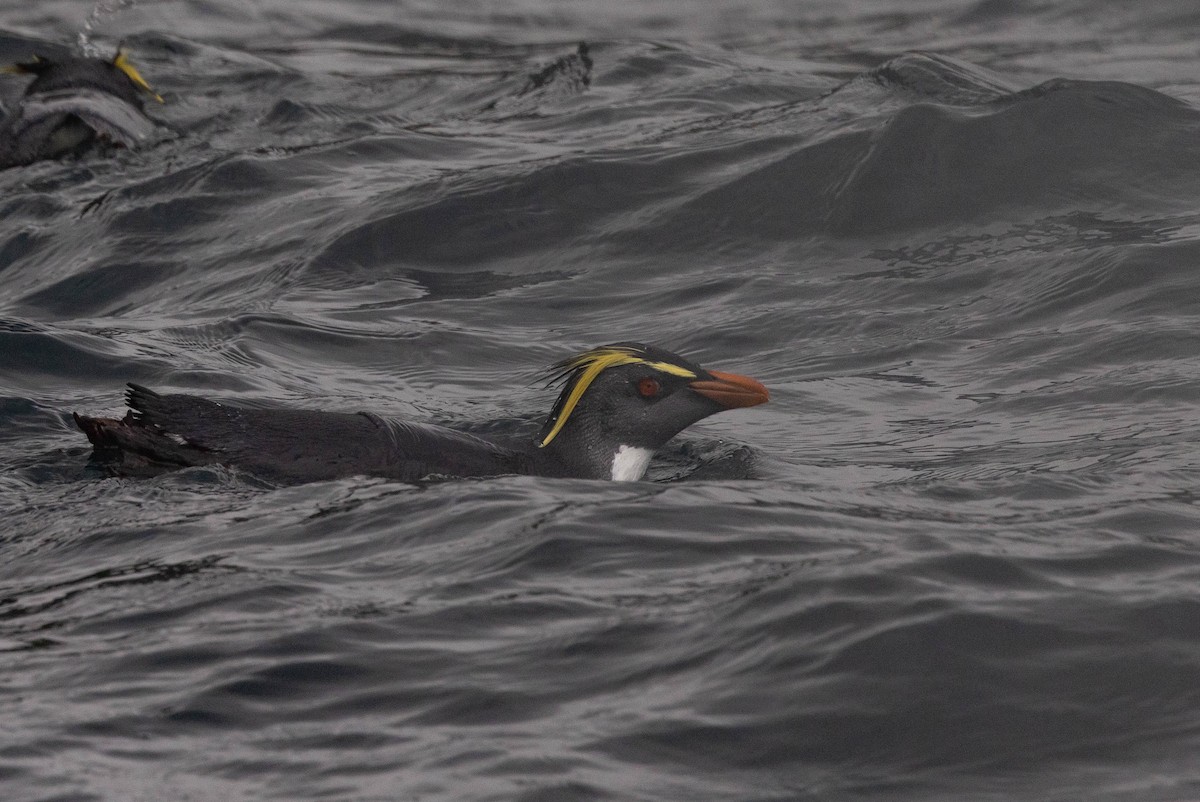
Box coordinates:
[3,1,1200,799]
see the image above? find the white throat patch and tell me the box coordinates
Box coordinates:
[610,445,653,482]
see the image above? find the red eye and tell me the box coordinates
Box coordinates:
[637,377,661,398]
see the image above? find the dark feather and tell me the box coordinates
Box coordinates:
[76,384,526,483]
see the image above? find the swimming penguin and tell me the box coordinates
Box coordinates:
[74,343,770,483]
[0,48,162,169]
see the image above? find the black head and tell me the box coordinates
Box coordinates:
[534,343,769,479]
[4,49,162,105]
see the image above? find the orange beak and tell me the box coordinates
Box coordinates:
[688,369,769,409]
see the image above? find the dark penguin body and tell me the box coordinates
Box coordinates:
[0,50,161,169]
[74,343,770,484]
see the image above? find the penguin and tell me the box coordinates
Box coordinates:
[74,343,770,483]
[0,48,161,168]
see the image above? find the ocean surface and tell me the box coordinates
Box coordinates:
[3,1,1200,799]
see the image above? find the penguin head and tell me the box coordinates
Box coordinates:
[536,343,769,480]
[3,49,162,104]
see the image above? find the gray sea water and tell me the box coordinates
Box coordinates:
[3,1,1200,799]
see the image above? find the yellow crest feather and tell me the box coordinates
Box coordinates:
[538,345,697,448]
[2,55,41,75]
[113,49,163,103]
